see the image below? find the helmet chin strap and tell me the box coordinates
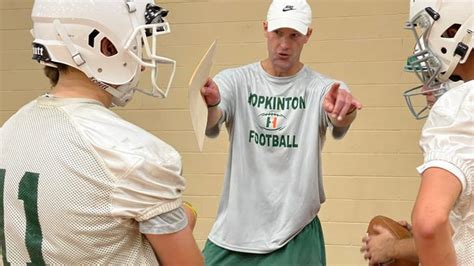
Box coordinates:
[52,19,136,107]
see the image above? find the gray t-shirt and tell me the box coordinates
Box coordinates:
[207,62,350,253]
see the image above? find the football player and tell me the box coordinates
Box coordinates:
[361,0,473,265]
[0,0,203,265]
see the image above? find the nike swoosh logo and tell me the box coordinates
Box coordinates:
[282,6,295,12]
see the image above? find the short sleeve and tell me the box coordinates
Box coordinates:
[64,102,187,223]
[206,69,237,137]
[214,69,236,123]
[139,207,188,235]
[417,86,473,195]
[109,152,186,222]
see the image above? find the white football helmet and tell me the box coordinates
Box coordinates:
[31,0,176,106]
[403,0,473,119]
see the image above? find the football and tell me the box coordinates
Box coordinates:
[367,215,417,266]
[367,215,412,239]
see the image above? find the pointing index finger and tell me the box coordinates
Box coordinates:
[329,82,340,95]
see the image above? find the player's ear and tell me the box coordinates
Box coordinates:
[306,27,313,39]
[100,38,117,57]
[263,22,271,38]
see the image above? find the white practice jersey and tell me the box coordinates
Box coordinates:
[417,80,473,266]
[0,96,185,265]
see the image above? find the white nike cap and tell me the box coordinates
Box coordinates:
[267,0,312,35]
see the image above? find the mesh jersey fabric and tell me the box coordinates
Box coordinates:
[206,62,350,253]
[417,80,473,265]
[0,95,185,264]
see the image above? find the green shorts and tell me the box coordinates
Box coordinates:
[203,216,326,266]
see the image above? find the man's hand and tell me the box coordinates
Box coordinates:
[361,225,396,265]
[201,77,224,133]
[201,78,221,107]
[324,82,362,122]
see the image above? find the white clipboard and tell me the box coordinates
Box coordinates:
[188,40,217,151]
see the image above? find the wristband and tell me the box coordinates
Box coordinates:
[207,99,220,108]
[183,201,197,219]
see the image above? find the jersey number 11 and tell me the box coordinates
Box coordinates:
[0,169,46,265]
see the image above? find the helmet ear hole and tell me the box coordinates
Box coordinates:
[441,47,447,54]
[100,38,117,57]
[441,23,461,38]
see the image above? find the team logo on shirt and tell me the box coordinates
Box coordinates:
[247,92,304,149]
[248,93,306,110]
[257,112,287,131]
